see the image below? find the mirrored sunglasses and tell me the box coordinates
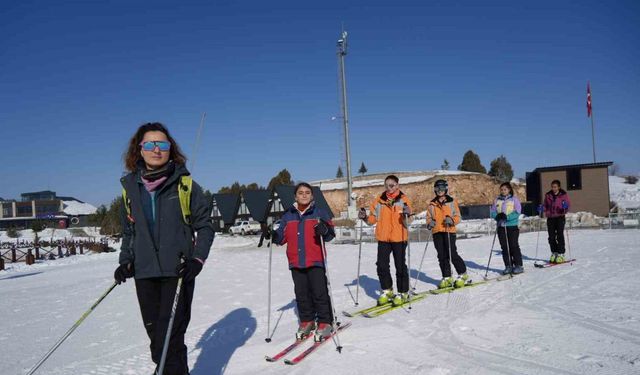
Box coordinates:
[140,141,171,151]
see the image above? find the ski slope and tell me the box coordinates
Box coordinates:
[1,229,639,375]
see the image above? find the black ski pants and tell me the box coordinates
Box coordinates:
[376,241,409,293]
[433,232,467,278]
[135,277,194,375]
[291,266,333,324]
[547,216,566,254]
[497,226,523,268]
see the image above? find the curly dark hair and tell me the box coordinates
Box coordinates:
[500,182,514,196]
[123,122,187,172]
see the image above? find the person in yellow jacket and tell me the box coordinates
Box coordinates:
[426,179,469,289]
[358,175,413,306]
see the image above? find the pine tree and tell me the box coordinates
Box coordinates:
[441,159,450,170]
[488,155,514,182]
[6,226,19,238]
[267,169,294,190]
[457,150,487,174]
[100,196,124,235]
[358,162,368,176]
[336,166,344,178]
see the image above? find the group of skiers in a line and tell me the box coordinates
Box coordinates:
[113,123,572,375]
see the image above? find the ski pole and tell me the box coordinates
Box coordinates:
[265,221,274,342]
[27,282,117,375]
[565,226,572,264]
[319,221,343,353]
[412,231,432,291]
[534,205,543,261]
[157,276,183,375]
[355,218,364,306]
[483,229,498,279]
[403,213,412,308]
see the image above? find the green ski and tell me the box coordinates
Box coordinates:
[362,292,430,318]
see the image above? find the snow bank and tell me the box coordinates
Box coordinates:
[62,200,97,215]
[0,227,104,242]
[609,176,640,211]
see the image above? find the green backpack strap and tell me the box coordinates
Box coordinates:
[178,175,193,225]
[121,179,134,223]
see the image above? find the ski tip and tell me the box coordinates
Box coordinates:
[265,356,275,362]
[284,360,296,365]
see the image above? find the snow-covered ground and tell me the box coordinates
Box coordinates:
[2,229,639,375]
[609,176,640,211]
[0,227,103,243]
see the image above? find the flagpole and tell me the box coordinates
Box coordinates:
[587,81,596,163]
[590,110,596,163]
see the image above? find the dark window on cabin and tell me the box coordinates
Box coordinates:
[566,168,582,190]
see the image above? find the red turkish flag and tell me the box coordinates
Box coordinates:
[587,82,592,117]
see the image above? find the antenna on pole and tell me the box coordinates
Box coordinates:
[336,28,355,219]
[191,112,206,174]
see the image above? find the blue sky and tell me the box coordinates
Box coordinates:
[1,0,638,206]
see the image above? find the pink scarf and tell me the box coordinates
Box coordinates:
[141,176,168,192]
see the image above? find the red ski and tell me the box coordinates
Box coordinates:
[534,259,576,268]
[265,334,312,362]
[284,322,352,365]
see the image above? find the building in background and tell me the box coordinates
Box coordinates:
[0,191,97,230]
[526,162,613,217]
[210,185,333,232]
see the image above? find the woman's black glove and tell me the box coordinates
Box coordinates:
[314,220,330,237]
[176,259,203,282]
[495,213,507,222]
[114,263,134,284]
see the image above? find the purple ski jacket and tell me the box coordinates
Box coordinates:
[543,189,571,218]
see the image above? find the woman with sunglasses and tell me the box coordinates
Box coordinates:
[358,175,413,306]
[426,179,469,289]
[490,182,524,274]
[114,122,214,375]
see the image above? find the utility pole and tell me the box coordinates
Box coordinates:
[337,30,356,218]
[191,112,206,174]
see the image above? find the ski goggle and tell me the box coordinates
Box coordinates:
[140,141,171,151]
[434,186,447,193]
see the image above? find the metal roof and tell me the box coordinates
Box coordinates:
[532,161,613,173]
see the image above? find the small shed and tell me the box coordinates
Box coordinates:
[526,162,613,217]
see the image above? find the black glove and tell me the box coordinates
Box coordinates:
[495,213,507,222]
[402,205,411,216]
[114,263,134,284]
[314,220,330,237]
[426,221,435,230]
[358,208,368,220]
[176,259,203,283]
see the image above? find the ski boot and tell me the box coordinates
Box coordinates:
[555,254,565,264]
[438,277,453,289]
[392,293,409,306]
[502,266,512,275]
[296,321,315,340]
[314,323,333,342]
[377,289,394,305]
[454,273,469,288]
[512,265,524,274]
[550,253,558,264]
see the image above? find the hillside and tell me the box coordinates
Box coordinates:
[313,171,526,216]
